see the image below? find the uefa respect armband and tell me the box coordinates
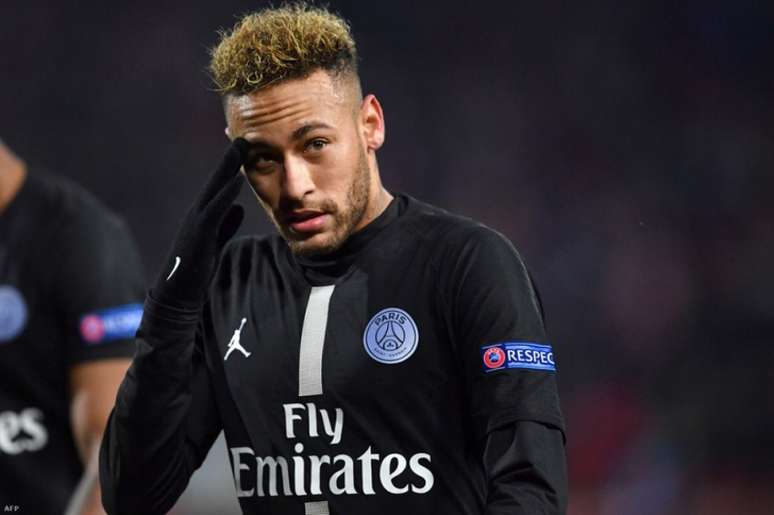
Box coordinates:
[79,303,143,344]
[480,342,556,372]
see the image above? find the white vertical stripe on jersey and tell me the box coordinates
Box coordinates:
[298,285,335,397]
[304,500,330,515]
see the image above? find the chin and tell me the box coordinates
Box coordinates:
[287,231,345,257]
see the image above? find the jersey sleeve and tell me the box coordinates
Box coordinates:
[446,226,565,438]
[52,206,146,365]
[100,296,222,515]
[483,420,568,514]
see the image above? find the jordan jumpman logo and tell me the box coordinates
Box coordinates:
[224,318,250,361]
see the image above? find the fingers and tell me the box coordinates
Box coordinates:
[199,138,249,205]
[209,172,245,212]
[231,137,250,161]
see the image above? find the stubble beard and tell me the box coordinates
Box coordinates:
[278,147,372,258]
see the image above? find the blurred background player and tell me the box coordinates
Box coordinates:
[0,138,145,514]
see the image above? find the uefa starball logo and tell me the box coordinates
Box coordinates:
[363,307,419,364]
[80,315,105,343]
[483,346,506,369]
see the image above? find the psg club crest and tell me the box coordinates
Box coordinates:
[0,285,28,343]
[363,307,419,364]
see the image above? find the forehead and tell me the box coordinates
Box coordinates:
[225,70,351,140]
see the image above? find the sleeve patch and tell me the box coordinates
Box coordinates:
[79,303,143,344]
[481,342,556,373]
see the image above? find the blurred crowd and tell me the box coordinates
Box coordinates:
[2,1,772,513]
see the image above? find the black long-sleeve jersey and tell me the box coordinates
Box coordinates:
[0,171,145,513]
[101,194,566,515]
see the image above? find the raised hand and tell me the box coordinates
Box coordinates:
[152,138,249,309]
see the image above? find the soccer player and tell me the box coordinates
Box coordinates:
[0,138,145,514]
[100,4,567,515]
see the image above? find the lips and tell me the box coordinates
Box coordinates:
[285,210,329,234]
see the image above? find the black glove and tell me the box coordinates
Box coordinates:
[151,138,249,309]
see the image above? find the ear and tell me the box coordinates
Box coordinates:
[359,94,385,151]
[224,126,232,139]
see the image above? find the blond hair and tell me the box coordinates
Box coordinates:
[209,2,358,96]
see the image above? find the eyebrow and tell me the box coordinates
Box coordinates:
[243,122,334,152]
[291,122,334,141]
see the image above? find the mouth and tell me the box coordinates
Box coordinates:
[284,209,330,234]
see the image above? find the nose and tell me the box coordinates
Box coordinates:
[281,155,315,202]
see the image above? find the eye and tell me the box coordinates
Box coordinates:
[305,138,328,153]
[245,154,277,174]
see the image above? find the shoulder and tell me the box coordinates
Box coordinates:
[397,196,533,302]
[218,233,288,277]
[30,171,128,235]
[213,233,295,297]
[399,194,520,257]
[37,174,144,299]
[22,172,137,264]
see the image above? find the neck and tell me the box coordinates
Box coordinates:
[0,146,27,213]
[364,187,393,229]
[355,157,393,233]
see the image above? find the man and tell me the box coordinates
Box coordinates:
[100,4,567,514]
[0,138,145,514]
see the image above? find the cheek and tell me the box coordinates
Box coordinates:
[320,142,361,190]
[313,167,347,200]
